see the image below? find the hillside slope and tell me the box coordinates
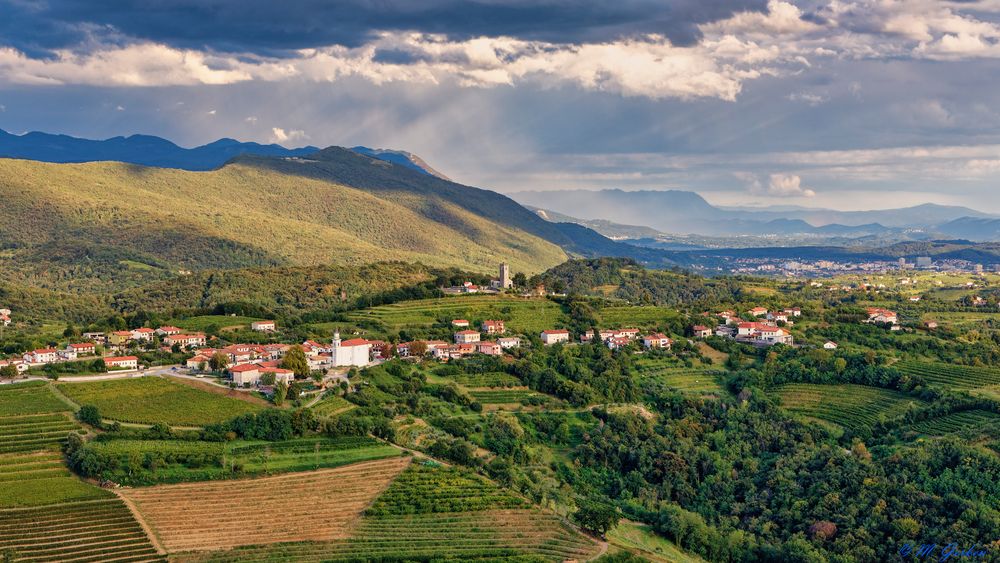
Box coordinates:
[0,153,567,291]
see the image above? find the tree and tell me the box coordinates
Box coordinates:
[574,498,620,536]
[63,323,80,339]
[90,359,107,373]
[0,365,17,379]
[281,345,310,379]
[409,341,428,357]
[273,381,288,406]
[484,413,525,458]
[512,272,527,288]
[77,405,102,427]
[260,371,276,386]
[209,352,229,372]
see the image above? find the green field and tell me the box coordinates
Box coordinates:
[310,394,356,418]
[431,371,523,388]
[468,388,539,405]
[635,359,727,395]
[170,315,264,331]
[57,376,262,426]
[86,436,402,485]
[348,295,565,335]
[775,384,925,431]
[0,381,72,416]
[0,413,79,454]
[906,410,1000,436]
[597,305,680,328]
[895,361,1000,391]
[607,520,704,563]
[0,498,164,561]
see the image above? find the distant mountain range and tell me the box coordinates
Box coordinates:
[512,189,1000,240]
[0,129,449,179]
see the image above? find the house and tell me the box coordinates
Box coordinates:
[540,329,570,345]
[164,333,207,348]
[251,320,277,332]
[718,311,737,324]
[498,337,521,349]
[68,342,96,356]
[0,314,9,327]
[330,331,372,367]
[606,336,633,350]
[187,354,210,369]
[642,333,672,349]
[229,363,293,386]
[454,330,481,344]
[105,356,139,370]
[783,308,802,317]
[82,332,106,343]
[0,359,27,373]
[367,340,389,359]
[615,328,641,340]
[451,319,470,328]
[58,349,77,361]
[692,325,712,338]
[460,282,480,294]
[823,341,838,350]
[108,331,134,346]
[434,343,477,360]
[477,341,502,356]
[131,328,156,341]
[23,349,59,364]
[768,312,789,323]
[735,322,792,346]
[909,296,922,302]
[750,307,768,317]
[924,321,938,329]
[581,329,616,342]
[481,320,505,334]
[865,308,898,325]
[156,326,183,336]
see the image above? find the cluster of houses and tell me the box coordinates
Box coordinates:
[864,307,900,329]
[710,307,799,347]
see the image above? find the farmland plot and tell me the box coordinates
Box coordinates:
[348,295,565,335]
[907,410,1000,436]
[775,384,924,432]
[0,413,78,454]
[120,457,411,553]
[895,361,1000,391]
[0,382,71,416]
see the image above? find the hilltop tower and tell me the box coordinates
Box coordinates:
[499,262,512,289]
[332,329,341,348]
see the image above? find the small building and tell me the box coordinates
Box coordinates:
[643,333,672,349]
[481,320,505,334]
[68,342,96,356]
[251,320,277,332]
[454,330,481,344]
[823,341,838,350]
[187,354,210,369]
[108,331,134,347]
[909,296,922,302]
[581,329,616,342]
[156,326,183,336]
[497,337,521,349]
[865,308,898,325]
[131,328,156,341]
[540,329,570,345]
[58,349,77,361]
[783,307,802,317]
[451,319,470,328]
[606,336,632,350]
[0,314,9,327]
[0,359,27,373]
[23,349,59,364]
[924,321,938,330]
[105,356,139,370]
[82,332,106,343]
[477,341,502,356]
[692,325,712,338]
[750,307,768,317]
[164,333,207,348]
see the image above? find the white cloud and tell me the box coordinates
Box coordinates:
[245,116,258,124]
[787,91,828,106]
[115,104,124,111]
[207,109,216,115]
[739,172,816,197]
[270,127,308,144]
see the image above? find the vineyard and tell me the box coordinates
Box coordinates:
[596,305,679,328]
[634,361,726,395]
[0,381,71,416]
[86,436,402,484]
[775,384,925,431]
[309,394,355,418]
[468,388,539,406]
[56,376,261,426]
[171,462,598,562]
[0,498,165,562]
[906,410,1000,436]
[443,371,523,388]
[0,450,112,508]
[347,295,565,335]
[0,413,78,454]
[120,457,412,553]
[895,361,1000,391]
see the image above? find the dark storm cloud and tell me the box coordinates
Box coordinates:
[0,0,768,55]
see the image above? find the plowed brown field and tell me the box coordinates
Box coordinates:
[119,457,410,553]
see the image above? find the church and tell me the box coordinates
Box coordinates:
[330,331,372,367]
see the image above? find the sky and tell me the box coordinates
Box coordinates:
[2,0,1000,211]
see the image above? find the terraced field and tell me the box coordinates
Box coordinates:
[907,410,1000,436]
[0,413,78,454]
[309,394,355,418]
[172,463,597,562]
[635,361,726,395]
[597,305,679,328]
[775,384,925,431]
[0,498,165,562]
[120,457,411,553]
[0,381,72,416]
[56,377,261,426]
[0,450,112,509]
[895,361,1000,391]
[445,372,523,388]
[468,388,538,405]
[347,295,565,335]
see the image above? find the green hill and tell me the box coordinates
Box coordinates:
[0,149,569,291]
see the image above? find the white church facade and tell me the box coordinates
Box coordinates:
[330,331,372,367]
